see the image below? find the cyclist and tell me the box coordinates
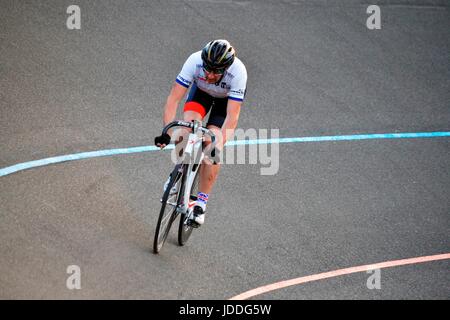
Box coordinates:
[154,39,247,227]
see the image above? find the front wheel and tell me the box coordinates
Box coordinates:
[153,165,182,254]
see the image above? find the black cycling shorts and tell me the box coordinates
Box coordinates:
[183,83,228,128]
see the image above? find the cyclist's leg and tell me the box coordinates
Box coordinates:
[172,84,210,157]
[199,124,222,194]
[169,110,201,161]
[175,110,203,139]
[198,97,227,196]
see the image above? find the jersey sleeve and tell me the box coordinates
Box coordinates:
[228,64,247,102]
[176,53,197,88]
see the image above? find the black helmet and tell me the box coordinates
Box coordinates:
[201,39,235,72]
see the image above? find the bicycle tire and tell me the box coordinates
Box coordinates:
[153,165,183,254]
[178,164,201,246]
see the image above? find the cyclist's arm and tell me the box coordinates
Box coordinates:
[220,61,246,148]
[219,99,242,148]
[163,82,188,126]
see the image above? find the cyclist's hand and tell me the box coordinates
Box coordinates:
[154,133,171,149]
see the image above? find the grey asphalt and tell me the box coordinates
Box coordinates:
[0,0,449,299]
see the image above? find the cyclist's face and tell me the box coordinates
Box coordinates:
[204,70,222,83]
[203,68,224,83]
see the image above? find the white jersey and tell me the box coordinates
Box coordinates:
[176,51,247,102]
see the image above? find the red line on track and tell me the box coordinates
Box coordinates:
[229,253,450,300]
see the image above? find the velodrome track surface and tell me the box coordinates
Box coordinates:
[1,0,449,299]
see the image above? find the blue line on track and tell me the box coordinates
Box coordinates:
[1,131,449,177]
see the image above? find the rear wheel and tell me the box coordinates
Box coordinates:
[178,164,201,246]
[153,165,182,254]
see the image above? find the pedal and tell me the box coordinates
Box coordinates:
[186,218,200,228]
[183,204,197,227]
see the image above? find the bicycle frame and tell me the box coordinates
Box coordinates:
[177,130,204,218]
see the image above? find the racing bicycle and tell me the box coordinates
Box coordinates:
[153,120,216,254]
